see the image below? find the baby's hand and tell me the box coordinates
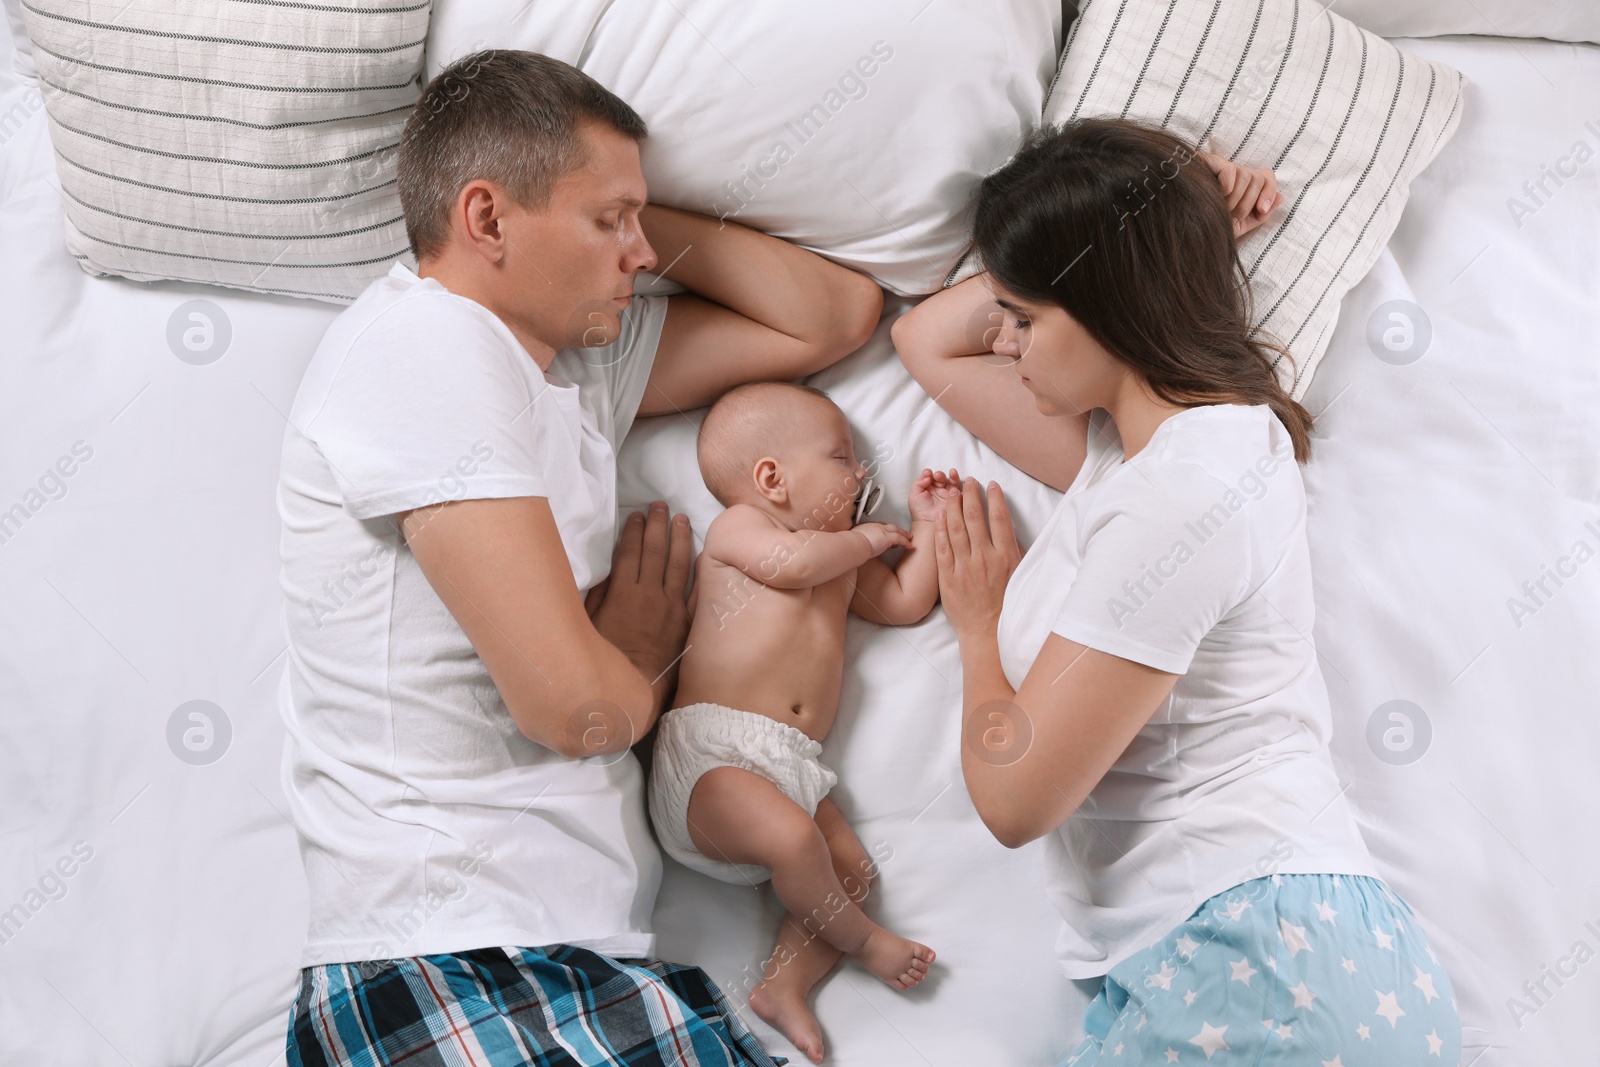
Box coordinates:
[854,521,912,556]
[909,467,966,524]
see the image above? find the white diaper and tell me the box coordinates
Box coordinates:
[648,702,838,885]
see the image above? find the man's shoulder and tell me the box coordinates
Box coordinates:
[328,269,503,360]
[290,270,526,431]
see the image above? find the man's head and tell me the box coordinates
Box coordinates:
[698,382,868,532]
[398,50,658,357]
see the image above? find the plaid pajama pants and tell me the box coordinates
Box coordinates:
[287,943,788,1067]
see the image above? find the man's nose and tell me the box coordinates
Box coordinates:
[626,220,658,275]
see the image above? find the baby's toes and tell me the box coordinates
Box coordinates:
[902,945,936,985]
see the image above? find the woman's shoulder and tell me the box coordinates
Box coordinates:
[1096,404,1302,517]
[1140,404,1293,477]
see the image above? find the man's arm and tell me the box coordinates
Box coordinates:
[638,205,884,415]
[400,497,692,759]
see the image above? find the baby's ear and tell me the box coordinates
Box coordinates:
[750,457,793,508]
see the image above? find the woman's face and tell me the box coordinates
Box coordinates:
[984,279,1128,417]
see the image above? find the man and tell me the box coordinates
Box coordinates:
[275,50,881,1066]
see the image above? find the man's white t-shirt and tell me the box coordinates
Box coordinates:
[996,403,1379,979]
[276,262,669,967]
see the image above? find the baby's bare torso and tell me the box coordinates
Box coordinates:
[671,551,854,741]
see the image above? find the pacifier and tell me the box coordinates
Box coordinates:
[852,475,884,526]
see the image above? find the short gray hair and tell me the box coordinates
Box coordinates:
[397,50,648,260]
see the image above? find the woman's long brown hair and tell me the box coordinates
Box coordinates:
[971,117,1314,462]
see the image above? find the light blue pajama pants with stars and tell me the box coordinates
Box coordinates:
[1061,874,1461,1066]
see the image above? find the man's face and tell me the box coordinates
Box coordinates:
[498,120,658,352]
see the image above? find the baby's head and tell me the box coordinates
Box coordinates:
[697,381,868,532]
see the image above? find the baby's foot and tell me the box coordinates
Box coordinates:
[749,981,825,1064]
[855,928,935,991]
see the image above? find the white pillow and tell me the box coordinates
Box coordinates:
[1040,0,1465,398]
[20,0,426,301]
[1337,0,1599,44]
[426,0,1065,296]
[2,0,34,82]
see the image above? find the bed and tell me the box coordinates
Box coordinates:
[1,8,1596,1067]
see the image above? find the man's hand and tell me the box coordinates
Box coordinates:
[909,467,966,524]
[586,501,694,711]
[1197,150,1285,238]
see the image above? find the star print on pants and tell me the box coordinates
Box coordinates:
[1230,957,1258,986]
[1189,1022,1229,1060]
[1413,965,1440,1002]
[1375,989,1407,1027]
[1280,918,1313,956]
[1146,962,1178,990]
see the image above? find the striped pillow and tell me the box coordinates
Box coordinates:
[969,0,1465,399]
[19,0,426,302]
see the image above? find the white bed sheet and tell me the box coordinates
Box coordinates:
[0,29,1595,1067]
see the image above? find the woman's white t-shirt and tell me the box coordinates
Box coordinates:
[996,403,1378,979]
[276,262,669,967]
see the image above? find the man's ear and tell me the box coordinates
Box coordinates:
[753,457,788,506]
[457,179,506,263]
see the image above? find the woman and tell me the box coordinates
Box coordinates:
[895,119,1461,1065]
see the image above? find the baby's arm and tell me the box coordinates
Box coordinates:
[705,504,910,590]
[850,468,962,626]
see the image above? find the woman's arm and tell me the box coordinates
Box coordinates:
[1195,151,1285,238]
[933,479,1178,848]
[958,629,1178,848]
[891,274,1090,492]
[892,160,1282,493]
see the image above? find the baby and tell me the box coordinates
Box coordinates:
[648,380,961,1063]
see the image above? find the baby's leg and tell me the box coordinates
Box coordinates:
[749,797,882,1064]
[685,768,934,992]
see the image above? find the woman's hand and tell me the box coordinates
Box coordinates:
[933,477,1022,641]
[1197,150,1285,238]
